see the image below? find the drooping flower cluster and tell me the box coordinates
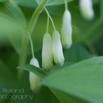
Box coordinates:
[28,4,73,92]
[28,0,95,92]
[42,8,72,71]
[79,0,94,20]
[42,30,65,71]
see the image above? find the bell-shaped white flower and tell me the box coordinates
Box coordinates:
[29,58,41,92]
[42,33,53,71]
[79,0,94,20]
[52,30,65,66]
[61,10,72,49]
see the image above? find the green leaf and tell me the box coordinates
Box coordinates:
[41,57,103,103]
[1,1,27,28]
[75,17,103,45]
[18,64,46,79]
[64,44,91,63]
[50,89,88,103]
[46,5,64,15]
[36,0,73,6]
[0,1,27,54]
[14,0,37,8]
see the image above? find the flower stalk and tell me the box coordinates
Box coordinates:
[44,7,56,31]
[18,0,48,78]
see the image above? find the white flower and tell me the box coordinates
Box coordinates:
[61,10,72,49]
[52,30,65,66]
[79,0,94,20]
[42,33,53,71]
[29,58,41,92]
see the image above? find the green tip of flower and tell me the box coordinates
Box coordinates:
[63,44,72,49]
[43,68,52,72]
[59,61,64,67]
[30,86,41,93]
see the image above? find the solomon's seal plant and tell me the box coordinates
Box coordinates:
[0,0,103,103]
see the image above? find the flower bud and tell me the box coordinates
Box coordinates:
[42,33,53,71]
[61,10,72,49]
[52,30,65,66]
[29,58,41,92]
[79,0,94,20]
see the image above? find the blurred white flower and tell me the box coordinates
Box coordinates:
[52,30,65,66]
[61,10,72,49]
[29,58,41,92]
[79,0,94,20]
[42,33,53,71]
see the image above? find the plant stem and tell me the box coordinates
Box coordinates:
[64,0,68,10]
[46,13,49,33]
[44,7,56,31]
[18,0,48,78]
[27,32,35,59]
[87,43,98,56]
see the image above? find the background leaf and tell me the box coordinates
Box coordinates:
[0,60,17,92]
[41,57,103,103]
[64,44,91,63]
[36,0,73,6]
[50,89,88,103]
[0,1,27,55]
[14,0,38,8]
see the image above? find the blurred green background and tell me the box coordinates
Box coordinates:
[0,0,103,103]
